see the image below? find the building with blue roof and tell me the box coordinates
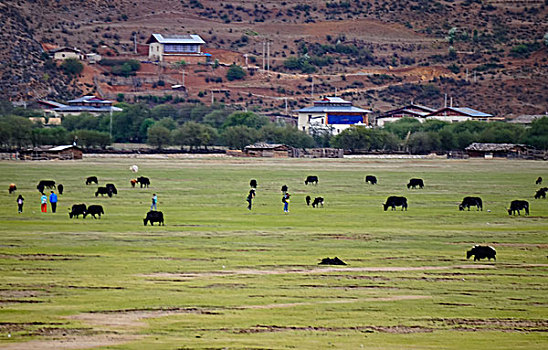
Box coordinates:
[297,97,372,135]
[38,95,123,117]
[146,34,208,63]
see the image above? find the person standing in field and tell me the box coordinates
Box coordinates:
[49,191,58,213]
[282,192,290,213]
[40,193,48,213]
[246,189,255,210]
[16,195,24,213]
[151,193,158,210]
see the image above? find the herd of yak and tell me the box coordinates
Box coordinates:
[7,173,546,262]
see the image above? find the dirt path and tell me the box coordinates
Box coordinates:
[145,264,496,279]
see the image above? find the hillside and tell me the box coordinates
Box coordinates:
[1,0,547,116]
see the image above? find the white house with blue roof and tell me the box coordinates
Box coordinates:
[297,97,372,135]
[38,96,123,117]
[146,34,207,63]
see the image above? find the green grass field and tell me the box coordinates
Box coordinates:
[0,157,547,350]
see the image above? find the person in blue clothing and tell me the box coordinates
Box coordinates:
[151,193,158,210]
[49,191,58,213]
[282,192,290,213]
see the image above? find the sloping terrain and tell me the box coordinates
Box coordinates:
[1,0,546,115]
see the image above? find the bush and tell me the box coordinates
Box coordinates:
[226,64,246,81]
[61,58,84,76]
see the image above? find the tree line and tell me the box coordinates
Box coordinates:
[0,100,546,152]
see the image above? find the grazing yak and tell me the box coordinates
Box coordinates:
[305,175,319,185]
[281,184,288,193]
[37,180,56,193]
[305,195,311,206]
[534,188,547,199]
[312,197,324,208]
[250,179,257,188]
[69,204,87,218]
[95,187,112,197]
[130,179,137,188]
[383,196,408,211]
[105,183,117,195]
[86,176,98,185]
[407,178,424,189]
[507,200,529,216]
[84,205,104,219]
[137,176,150,188]
[8,184,16,194]
[144,211,164,226]
[318,257,347,265]
[459,197,483,211]
[57,184,64,195]
[536,176,543,185]
[467,245,496,261]
[365,175,377,185]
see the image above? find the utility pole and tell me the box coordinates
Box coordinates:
[262,41,266,71]
[311,79,314,98]
[465,68,469,82]
[211,90,214,104]
[285,97,288,115]
[134,33,137,54]
[266,41,270,72]
[182,70,185,86]
[109,109,113,141]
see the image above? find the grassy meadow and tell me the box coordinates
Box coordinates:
[0,156,547,350]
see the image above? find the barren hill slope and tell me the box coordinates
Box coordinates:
[1,0,546,115]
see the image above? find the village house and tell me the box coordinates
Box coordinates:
[146,34,209,63]
[425,107,501,123]
[297,97,371,135]
[376,103,436,126]
[37,96,123,117]
[465,143,530,158]
[19,145,83,160]
[50,47,85,61]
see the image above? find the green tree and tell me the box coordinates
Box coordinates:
[522,117,548,150]
[172,121,218,150]
[226,64,246,81]
[151,104,178,120]
[222,125,258,150]
[203,109,231,129]
[222,111,268,130]
[157,117,177,130]
[406,132,441,154]
[147,124,171,149]
[71,130,111,148]
[382,117,423,139]
[61,58,84,76]
[331,127,369,152]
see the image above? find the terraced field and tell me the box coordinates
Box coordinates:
[0,157,547,349]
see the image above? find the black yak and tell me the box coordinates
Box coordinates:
[467,245,496,261]
[507,200,529,215]
[137,176,150,188]
[305,176,319,185]
[144,211,164,226]
[383,196,408,211]
[312,197,324,208]
[365,175,377,185]
[407,178,424,189]
[84,205,104,219]
[86,176,98,185]
[459,197,483,211]
[69,204,87,219]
